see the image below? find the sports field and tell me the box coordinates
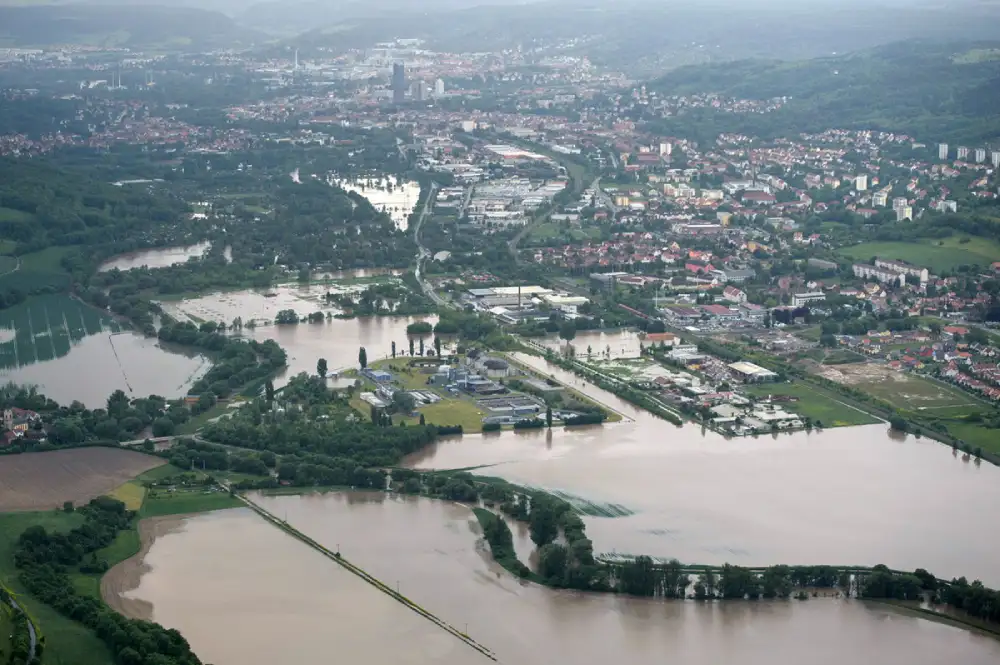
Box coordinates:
[838,236,1000,272]
[0,294,124,369]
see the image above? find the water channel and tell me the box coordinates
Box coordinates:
[115,497,1000,665]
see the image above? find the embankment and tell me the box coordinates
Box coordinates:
[237,493,497,661]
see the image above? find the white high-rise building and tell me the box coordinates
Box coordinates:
[938,143,949,160]
[873,191,889,207]
[434,78,445,96]
[975,148,987,163]
[957,146,969,160]
[892,196,908,212]
[855,174,868,191]
[992,151,1000,169]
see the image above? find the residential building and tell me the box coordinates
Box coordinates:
[873,191,889,207]
[993,151,1000,169]
[957,146,970,160]
[874,257,929,283]
[938,143,949,160]
[935,199,958,213]
[975,147,987,163]
[434,78,445,96]
[721,286,747,304]
[855,174,868,191]
[853,263,906,286]
[895,205,913,222]
[791,292,826,307]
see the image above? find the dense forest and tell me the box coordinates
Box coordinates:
[645,41,1000,144]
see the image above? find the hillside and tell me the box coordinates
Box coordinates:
[645,41,1000,144]
[0,4,255,48]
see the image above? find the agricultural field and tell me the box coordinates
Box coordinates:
[743,382,880,427]
[0,448,164,512]
[813,362,979,411]
[838,236,1000,272]
[138,487,242,517]
[0,294,125,369]
[108,481,146,511]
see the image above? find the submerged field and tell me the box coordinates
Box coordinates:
[0,294,124,370]
[838,236,1000,272]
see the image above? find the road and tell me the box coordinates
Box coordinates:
[413,182,453,309]
[8,597,37,662]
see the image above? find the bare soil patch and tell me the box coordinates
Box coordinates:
[0,448,164,512]
[101,515,191,621]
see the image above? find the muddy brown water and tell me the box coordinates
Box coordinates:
[97,242,212,272]
[116,497,1000,665]
[402,353,1000,586]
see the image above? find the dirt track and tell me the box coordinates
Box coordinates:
[0,448,164,512]
[101,515,192,621]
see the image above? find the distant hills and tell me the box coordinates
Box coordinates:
[0,3,257,48]
[645,41,1000,145]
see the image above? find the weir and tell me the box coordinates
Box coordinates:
[235,491,498,662]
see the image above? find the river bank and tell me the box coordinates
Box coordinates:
[100,515,194,621]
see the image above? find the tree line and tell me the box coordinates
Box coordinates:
[14,497,204,665]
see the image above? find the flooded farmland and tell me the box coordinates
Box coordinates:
[112,496,1000,665]
[158,285,435,383]
[0,294,209,406]
[97,241,212,272]
[332,175,420,230]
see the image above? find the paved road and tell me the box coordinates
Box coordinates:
[413,183,453,309]
[8,597,37,662]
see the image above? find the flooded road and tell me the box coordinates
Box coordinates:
[116,496,1000,665]
[404,353,1000,586]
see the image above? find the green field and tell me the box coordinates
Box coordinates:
[943,421,1000,456]
[527,221,603,244]
[139,488,242,518]
[17,247,72,274]
[0,294,124,369]
[852,373,977,411]
[0,511,112,665]
[744,382,881,427]
[839,237,1000,272]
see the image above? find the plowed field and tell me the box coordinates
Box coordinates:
[0,448,164,512]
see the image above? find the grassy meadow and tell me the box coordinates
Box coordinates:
[744,382,881,427]
[838,236,1000,272]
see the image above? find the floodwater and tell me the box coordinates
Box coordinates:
[535,328,644,359]
[1,331,210,407]
[97,241,212,272]
[119,496,1000,665]
[332,175,420,230]
[158,286,436,384]
[405,353,1000,587]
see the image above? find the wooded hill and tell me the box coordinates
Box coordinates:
[646,41,1000,145]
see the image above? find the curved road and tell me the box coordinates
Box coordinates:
[8,597,37,661]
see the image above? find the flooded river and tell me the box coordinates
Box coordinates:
[404,353,1000,587]
[114,496,1000,665]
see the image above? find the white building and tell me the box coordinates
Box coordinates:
[957,146,970,161]
[975,147,987,164]
[855,174,868,191]
[895,205,913,222]
[875,258,929,283]
[791,292,826,307]
[873,191,889,207]
[434,78,445,96]
[853,263,905,286]
[938,143,949,160]
[935,199,958,213]
[993,151,1000,169]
